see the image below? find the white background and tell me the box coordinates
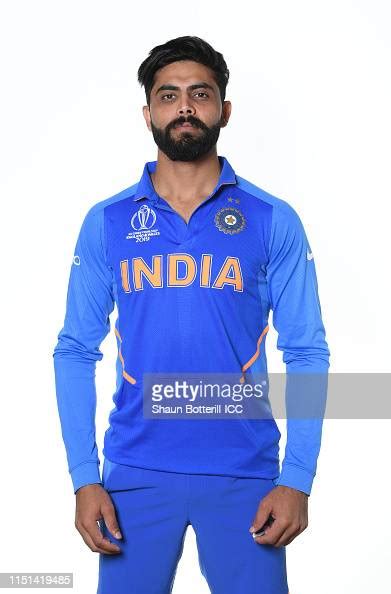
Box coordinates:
[0,1,390,592]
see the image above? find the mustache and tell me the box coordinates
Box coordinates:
[169,116,208,131]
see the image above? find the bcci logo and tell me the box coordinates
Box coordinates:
[126,205,160,242]
[214,207,246,235]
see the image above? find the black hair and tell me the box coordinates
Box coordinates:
[137,36,229,106]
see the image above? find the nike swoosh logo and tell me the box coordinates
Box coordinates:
[307,250,314,261]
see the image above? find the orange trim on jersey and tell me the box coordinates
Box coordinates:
[114,326,137,385]
[239,324,269,384]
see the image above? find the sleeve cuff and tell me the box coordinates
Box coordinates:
[274,463,315,496]
[71,461,102,494]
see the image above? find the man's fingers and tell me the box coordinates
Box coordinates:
[249,502,271,535]
[275,528,299,548]
[274,522,305,547]
[272,525,299,548]
[253,516,288,546]
[78,526,116,555]
[81,520,121,554]
[101,504,122,540]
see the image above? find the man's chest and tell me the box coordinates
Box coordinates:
[160,197,201,225]
[104,189,271,298]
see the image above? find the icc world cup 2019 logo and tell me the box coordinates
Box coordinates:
[126,205,160,242]
[131,205,157,231]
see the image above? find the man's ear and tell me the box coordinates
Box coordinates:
[142,105,152,131]
[221,100,232,128]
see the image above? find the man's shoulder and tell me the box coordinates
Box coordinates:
[86,182,139,217]
[74,182,139,242]
[236,174,296,214]
[236,174,302,226]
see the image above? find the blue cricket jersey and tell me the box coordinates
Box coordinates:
[53,155,330,496]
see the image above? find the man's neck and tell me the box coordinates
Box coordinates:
[150,149,222,204]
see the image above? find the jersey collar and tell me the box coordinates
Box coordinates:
[133,155,237,202]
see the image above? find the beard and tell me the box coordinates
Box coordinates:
[150,113,223,162]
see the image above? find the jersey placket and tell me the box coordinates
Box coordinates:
[149,187,219,374]
[152,181,235,247]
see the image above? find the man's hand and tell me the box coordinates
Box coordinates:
[75,484,122,555]
[249,485,308,547]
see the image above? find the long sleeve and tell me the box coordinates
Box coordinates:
[266,201,330,495]
[52,204,115,494]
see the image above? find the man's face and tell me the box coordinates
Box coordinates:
[143,60,231,162]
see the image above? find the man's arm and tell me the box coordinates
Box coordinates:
[53,204,115,494]
[266,200,330,496]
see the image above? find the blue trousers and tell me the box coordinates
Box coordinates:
[97,459,288,594]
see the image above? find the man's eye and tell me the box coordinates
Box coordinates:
[161,92,209,100]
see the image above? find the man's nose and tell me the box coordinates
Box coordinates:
[177,104,195,117]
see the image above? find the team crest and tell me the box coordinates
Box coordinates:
[214,206,246,235]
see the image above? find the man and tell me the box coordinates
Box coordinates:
[53,35,330,594]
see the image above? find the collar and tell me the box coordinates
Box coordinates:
[133,155,237,202]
